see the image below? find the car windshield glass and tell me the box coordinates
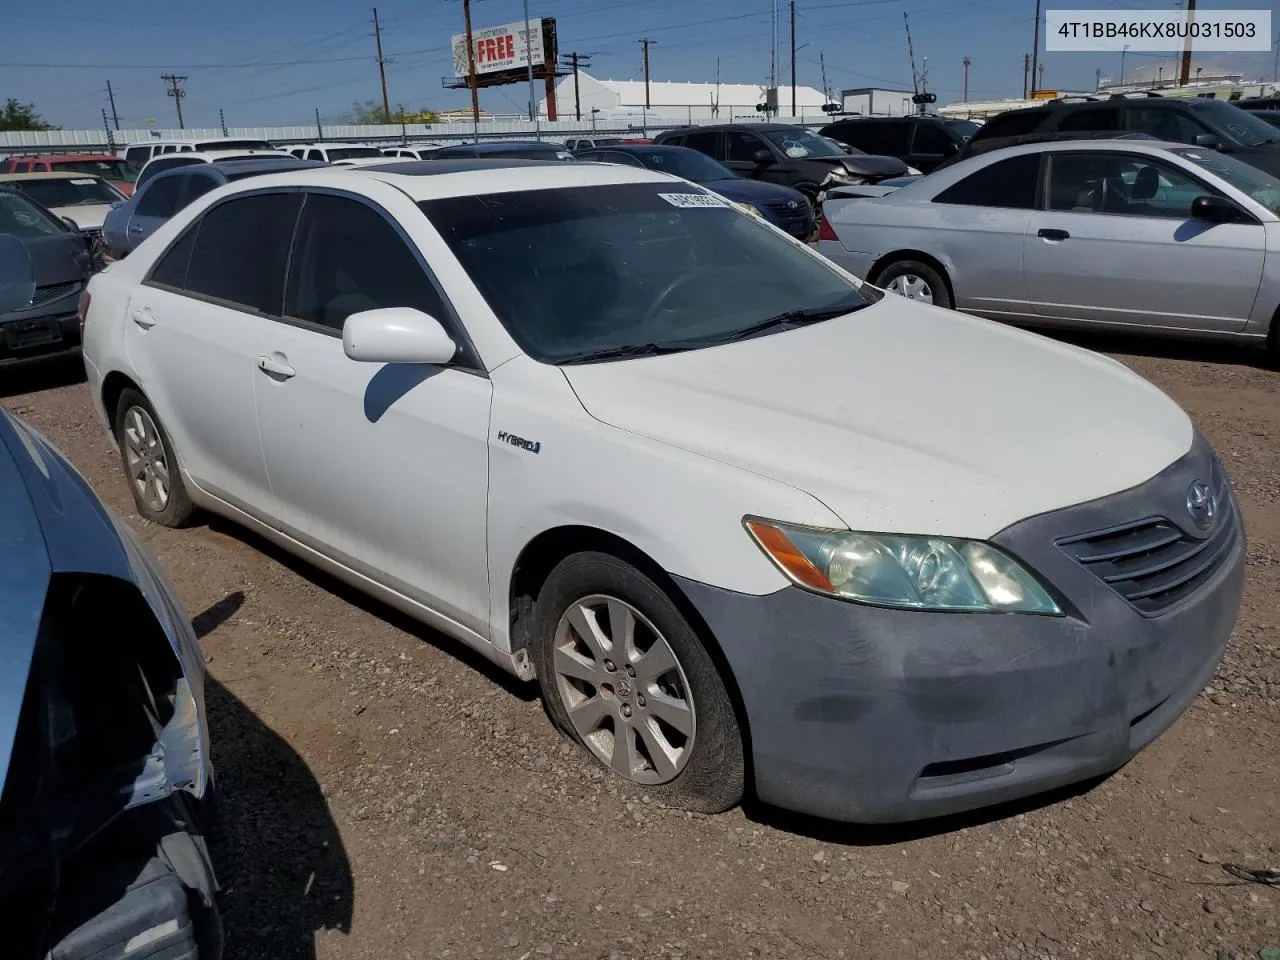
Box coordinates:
[761,129,846,158]
[420,183,868,364]
[201,139,274,151]
[1172,147,1280,214]
[633,148,737,182]
[326,147,383,160]
[1187,100,1280,146]
[947,119,981,141]
[14,177,123,207]
[0,189,65,238]
[51,159,135,182]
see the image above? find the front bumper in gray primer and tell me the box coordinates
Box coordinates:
[675,435,1244,823]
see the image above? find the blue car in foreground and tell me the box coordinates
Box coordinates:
[0,233,222,958]
[574,144,817,240]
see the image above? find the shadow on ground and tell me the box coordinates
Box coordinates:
[1043,328,1271,370]
[192,593,355,960]
[0,354,86,399]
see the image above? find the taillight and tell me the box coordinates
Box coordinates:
[817,217,839,242]
[77,289,92,330]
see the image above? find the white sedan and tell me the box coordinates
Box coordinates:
[82,159,1243,823]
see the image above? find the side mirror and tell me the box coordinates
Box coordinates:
[838,143,854,154]
[752,148,774,167]
[942,141,961,156]
[1193,133,1223,150]
[343,307,457,365]
[0,233,36,312]
[61,216,80,232]
[1190,194,1242,222]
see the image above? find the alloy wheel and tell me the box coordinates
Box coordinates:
[551,594,696,784]
[122,405,171,513]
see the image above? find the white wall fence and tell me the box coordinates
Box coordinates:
[0,115,830,154]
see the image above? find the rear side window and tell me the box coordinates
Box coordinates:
[148,225,198,289]
[1057,108,1122,132]
[974,110,1047,140]
[306,149,324,161]
[135,175,187,217]
[124,146,151,173]
[284,193,447,333]
[184,193,303,314]
[934,153,1040,208]
[681,131,720,157]
[181,171,221,207]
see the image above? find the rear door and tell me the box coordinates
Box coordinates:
[123,191,301,517]
[1023,150,1264,332]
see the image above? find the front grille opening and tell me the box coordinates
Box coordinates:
[916,738,1072,790]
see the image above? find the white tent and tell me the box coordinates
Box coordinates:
[542,71,828,121]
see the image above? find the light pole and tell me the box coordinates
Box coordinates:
[1120,44,1129,85]
[521,0,540,139]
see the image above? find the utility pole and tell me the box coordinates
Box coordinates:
[102,109,115,153]
[789,0,797,116]
[315,107,323,140]
[1272,34,1278,82]
[1121,43,1129,84]
[1038,62,1045,91]
[1030,0,1042,95]
[521,0,538,126]
[463,0,480,124]
[962,56,971,101]
[219,107,228,136]
[105,79,120,130]
[161,74,186,129]
[561,52,592,121]
[1022,53,1030,99]
[1096,66,1102,91]
[638,38,655,109]
[771,0,779,90]
[1178,0,1196,85]
[820,50,830,104]
[373,7,391,119]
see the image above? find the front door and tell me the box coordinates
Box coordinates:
[723,130,778,184]
[123,191,301,517]
[1023,150,1264,332]
[253,188,493,634]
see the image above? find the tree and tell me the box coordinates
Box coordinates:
[339,100,438,124]
[0,99,58,131]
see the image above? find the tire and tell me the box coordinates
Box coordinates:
[115,387,195,527]
[531,551,745,814]
[873,259,953,309]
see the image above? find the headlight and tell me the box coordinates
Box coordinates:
[731,201,764,218]
[744,517,1062,615]
[821,170,859,187]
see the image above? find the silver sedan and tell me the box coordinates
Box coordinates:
[818,139,1280,354]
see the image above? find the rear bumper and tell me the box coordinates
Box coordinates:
[676,437,1244,823]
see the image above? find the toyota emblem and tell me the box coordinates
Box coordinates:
[1186,480,1216,530]
[788,199,799,209]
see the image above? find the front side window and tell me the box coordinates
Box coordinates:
[1126,107,1209,143]
[726,131,769,163]
[911,123,956,155]
[934,153,1040,208]
[1047,151,1211,218]
[421,183,869,364]
[0,189,66,238]
[284,193,447,333]
[839,122,909,154]
[972,109,1046,141]
[135,175,187,218]
[184,192,303,313]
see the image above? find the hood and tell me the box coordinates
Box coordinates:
[703,177,808,205]
[817,153,910,179]
[23,232,92,288]
[1233,144,1280,176]
[561,299,1192,540]
[49,203,113,231]
[111,180,135,197]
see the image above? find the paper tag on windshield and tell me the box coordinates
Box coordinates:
[658,192,726,208]
[70,178,97,185]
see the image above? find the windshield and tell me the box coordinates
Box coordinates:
[1187,100,1280,147]
[1172,147,1280,215]
[327,147,383,160]
[0,189,66,238]
[761,129,847,159]
[420,183,867,363]
[200,139,274,151]
[13,177,124,208]
[632,148,736,182]
[947,119,981,141]
[51,159,135,182]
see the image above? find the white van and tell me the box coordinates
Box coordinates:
[122,138,276,175]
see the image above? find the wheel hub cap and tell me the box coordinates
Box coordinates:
[551,595,696,785]
[122,406,170,513]
[888,273,935,304]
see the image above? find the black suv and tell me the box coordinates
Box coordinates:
[957,94,1280,177]
[653,124,907,200]
[819,115,981,173]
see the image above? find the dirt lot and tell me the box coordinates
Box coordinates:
[4,336,1280,960]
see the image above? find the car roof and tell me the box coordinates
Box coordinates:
[207,157,329,174]
[968,136,1188,159]
[290,142,378,148]
[216,161,676,203]
[9,153,119,162]
[0,171,103,181]
[577,143,694,156]
[440,141,562,152]
[144,149,291,165]
[660,123,795,134]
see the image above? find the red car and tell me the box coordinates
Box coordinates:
[2,154,136,196]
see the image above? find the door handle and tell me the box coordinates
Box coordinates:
[257,355,296,379]
[131,308,156,329]
[1037,228,1070,241]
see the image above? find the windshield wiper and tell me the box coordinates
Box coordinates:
[556,341,695,365]
[694,302,867,346]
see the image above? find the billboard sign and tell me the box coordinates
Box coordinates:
[452,19,547,78]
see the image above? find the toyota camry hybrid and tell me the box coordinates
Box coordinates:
[82,159,1244,823]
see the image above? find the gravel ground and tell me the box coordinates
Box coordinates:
[4,335,1280,960]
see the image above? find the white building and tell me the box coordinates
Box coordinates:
[839,88,917,117]
[539,71,829,122]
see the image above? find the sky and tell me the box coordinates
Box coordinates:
[6,0,1279,131]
